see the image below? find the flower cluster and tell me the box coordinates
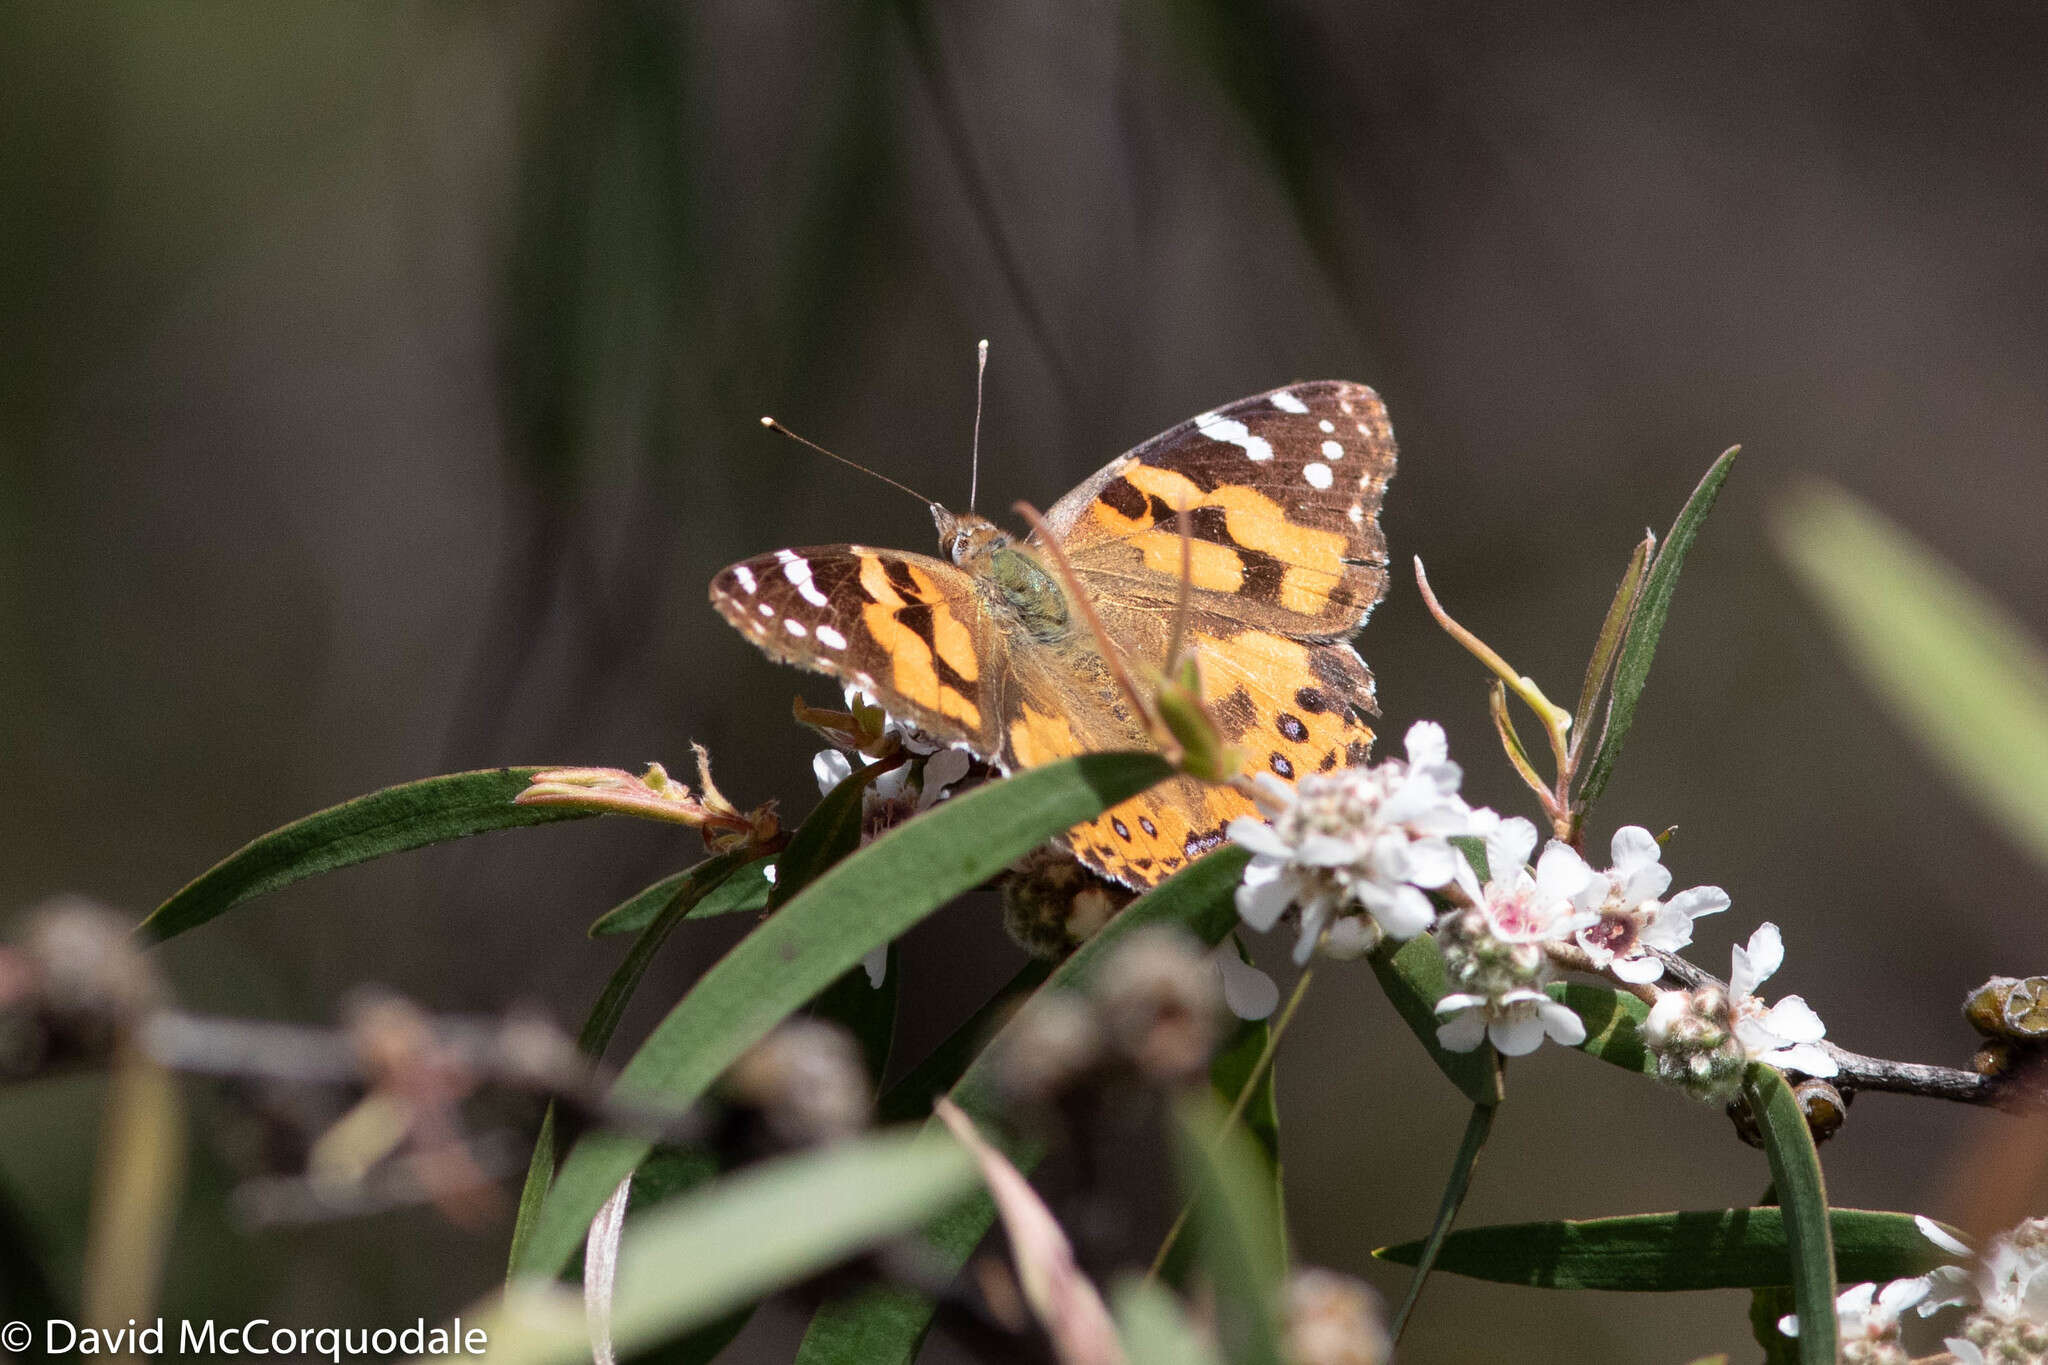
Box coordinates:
[1922,1216,2048,1364]
[1434,817,1595,1055]
[1228,719,1843,1073]
[1229,722,1492,964]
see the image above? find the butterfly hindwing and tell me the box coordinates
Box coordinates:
[709,547,1005,754]
[1042,380,1393,641]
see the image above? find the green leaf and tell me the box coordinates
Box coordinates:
[589,859,776,938]
[1374,1206,1955,1290]
[768,757,894,912]
[1751,1284,1800,1365]
[1774,481,2048,870]
[512,752,1173,1279]
[1171,1093,1286,1365]
[1577,448,1739,812]
[1389,1102,1495,1341]
[141,768,592,944]
[1369,935,1503,1106]
[475,1128,979,1365]
[810,947,898,1089]
[507,850,758,1274]
[794,844,1251,1365]
[1544,982,1656,1077]
[1743,1064,1836,1365]
[1571,532,1655,762]
[873,961,1051,1127]
[1113,1277,1225,1365]
[1209,986,1282,1226]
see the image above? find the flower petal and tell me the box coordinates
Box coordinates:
[1216,949,1280,1021]
[1620,860,1672,906]
[812,749,853,795]
[1227,817,1291,859]
[1610,952,1666,985]
[1535,842,1595,899]
[861,943,890,989]
[1766,1042,1838,1078]
[1490,1009,1548,1056]
[1745,922,1785,986]
[1915,1215,1973,1258]
[1435,1008,1488,1053]
[1402,838,1459,890]
[1664,885,1730,920]
[1372,884,1439,941]
[1764,995,1828,1043]
[1487,817,1538,877]
[1610,825,1662,875]
[1235,866,1295,932]
[1404,720,1449,769]
[1537,998,1587,1046]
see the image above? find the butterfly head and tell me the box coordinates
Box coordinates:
[933,505,1070,640]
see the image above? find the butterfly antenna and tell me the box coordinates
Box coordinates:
[968,338,989,513]
[759,417,938,509]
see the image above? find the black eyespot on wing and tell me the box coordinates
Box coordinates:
[1277,714,1308,742]
[1112,817,1131,840]
[1294,687,1329,714]
[1270,753,1294,779]
[1139,816,1158,836]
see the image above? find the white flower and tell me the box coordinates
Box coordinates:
[1433,818,1598,1056]
[1214,945,1280,1021]
[1779,1277,1929,1357]
[1571,825,1729,985]
[1229,721,1492,964]
[1919,1216,2048,1363]
[1729,922,1837,1078]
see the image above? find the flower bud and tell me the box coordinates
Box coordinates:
[721,1019,869,1148]
[1283,1267,1392,1365]
[1002,846,1133,961]
[995,993,1104,1105]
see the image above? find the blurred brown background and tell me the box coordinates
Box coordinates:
[4,3,2046,1360]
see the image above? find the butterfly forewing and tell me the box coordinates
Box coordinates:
[1042,380,1393,641]
[708,547,1005,755]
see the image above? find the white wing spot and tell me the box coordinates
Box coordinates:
[783,618,808,637]
[1303,462,1334,490]
[1340,401,1356,415]
[732,564,757,593]
[776,549,829,608]
[816,624,848,650]
[757,602,775,617]
[1322,439,1345,459]
[1270,390,1309,414]
[1196,413,1274,462]
[1356,422,1371,435]
[1319,419,1335,433]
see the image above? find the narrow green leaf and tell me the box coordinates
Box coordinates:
[1389,1102,1495,1340]
[1113,1277,1225,1365]
[1774,481,2048,870]
[1571,532,1655,762]
[1209,995,1282,1225]
[810,947,898,1089]
[1577,448,1739,811]
[768,757,894,911]
[507,851,756,1273]
[141,768,591,943]
[1369,935,1503,1106]
[1743,1064,1836,1365]
[512,752,1173,1279]
[1374,1207,1953,1290]
[1751,1284,1800,1365]
[874,962,1051,1127]
[592,859,776,938]
[1172,1093,1287,1365]
[1544,982,1656,1077]
[467,1129,979,1365]
[794,844,1251,1365]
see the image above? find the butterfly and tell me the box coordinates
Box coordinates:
[709,381,1395,889]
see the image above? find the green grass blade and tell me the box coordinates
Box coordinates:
[1545,982,1656,1076]
[1571,533,1655,761]
[1373,1207,1956,1290]
[1743,1064,1836,1365]
[511,752,1173,1279]
[1775,481,2048,869]
[1389,1101,1495,1340]
[141,768,591,943]
[470,1129,978,1365]
[1113,1277,1225,1365]
[1369,935,1504,1106]
[794,844,1251,1365]
[506,850,757,1274]
[1172,1093,1287,1365]
[591,858,775,938]
[1577,448,1739,811]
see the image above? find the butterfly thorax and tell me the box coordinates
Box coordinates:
[933,506,1070,643]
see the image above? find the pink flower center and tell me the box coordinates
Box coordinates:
[1581,913,1639,957]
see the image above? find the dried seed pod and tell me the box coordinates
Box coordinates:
[1792,1078,1848,1144]
[1964,975,2048,1041]
[1091,926,1221,1085]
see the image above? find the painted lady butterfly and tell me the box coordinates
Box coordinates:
[709,381,1395,889]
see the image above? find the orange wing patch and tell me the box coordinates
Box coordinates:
[855,552,984,730]
[1191,627,1376,785]
[1066,780,1254,888]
